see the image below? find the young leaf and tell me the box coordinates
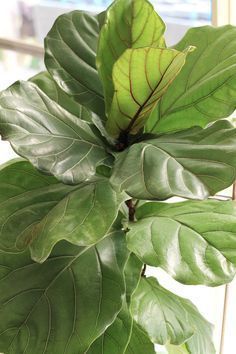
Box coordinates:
[0,80,109,184]
[45,11,105,117]
[87,302,133,354]
[125,322,156,354]
[0,233,128,354]
[128,200,236,286]
[130,277,194,345]
[0,160,127,263]
[106,46,193,138]
[97,0,166,113]
[110,120,236,200]
[147,25,236,133]
[30,71,93,122]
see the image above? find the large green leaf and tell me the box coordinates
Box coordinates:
[87,302,133,354]
[128,200,236,286]
[125,322,156,354]
[147,25,236,133]
[0,80,109,184]
[106,46,192,138]
[30,71,92,122]
[45,10,105,117]
[0,233,128,354]
[0,160,127,263]
[130,277,195,345]
[131,277,215,353]
[110,120,236,200]
[97,0,166,114]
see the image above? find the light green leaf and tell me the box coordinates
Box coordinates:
[0,233,128,354]
[45,10,105,117]
[147,25,236,133]
[87,302,133,354]
[106,46,192,138]
[130,277,194,345]
[166,344,189,354]
[128,199,236,286]
[30,71,92,122]
[183,301,215,354]
[97,0,166,114]
[125,322,156,354]
[0,80,109,184]
[0,160,127,263]
[110,120,236,200]
[166,299,216,354]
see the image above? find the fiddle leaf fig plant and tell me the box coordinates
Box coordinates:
[0,0,236,353]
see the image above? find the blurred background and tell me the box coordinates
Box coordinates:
[0,1,235,354]
[0,0,212,89]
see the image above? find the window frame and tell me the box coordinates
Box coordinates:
[212,0,236,26]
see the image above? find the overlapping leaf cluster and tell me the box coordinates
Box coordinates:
[0,0,236,353]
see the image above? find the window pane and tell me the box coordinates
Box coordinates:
[0,1,212,45]
[0,49,44,89]
[155,0,212,44]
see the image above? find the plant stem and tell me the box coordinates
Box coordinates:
[126,199,136,222]
[141,264,147,278]
[126,199,147,277]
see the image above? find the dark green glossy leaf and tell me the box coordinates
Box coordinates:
[0,80,109,184]
[0,233,128,354]
[110,120,236,200]
[45,10,105,117]
[30,71,92,122]
[97,0,166,114]
[130,277,194,345]
[125,322,156,354]
[87,302,133,354]
[147,25,236,133]
[87,252,143,353]
[0,160,127,263]
[106,46,193,138]
[128,200,236,286]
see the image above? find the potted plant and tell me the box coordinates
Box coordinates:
[0,0,236,353]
